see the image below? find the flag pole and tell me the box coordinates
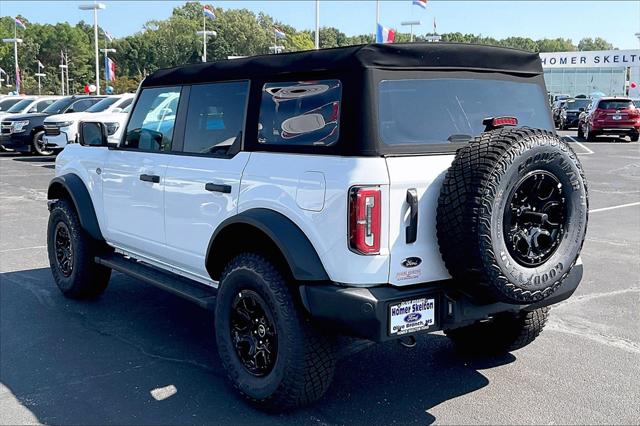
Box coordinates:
[376,0,380,27]
[14,20,19,93]
[203,12,207,62]
[315,0,320,49]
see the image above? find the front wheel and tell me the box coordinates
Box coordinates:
[32,130,54,156]
[445,307,549,355]
[215,253,335,411]
[47,199,111,298]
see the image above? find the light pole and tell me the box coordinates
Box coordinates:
[401,20,421,42]
[196,30,216,62]
[35,61,45,95]
[315,0,320,49]
[79,2,106,95]
[59,63,67,95]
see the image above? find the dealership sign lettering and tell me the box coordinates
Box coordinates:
[539,49,640,69]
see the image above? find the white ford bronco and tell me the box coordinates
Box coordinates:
[47,43,588,411]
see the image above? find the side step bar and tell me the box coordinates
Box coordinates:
[95,253,217,309]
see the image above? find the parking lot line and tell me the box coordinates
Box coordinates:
[590,201,640,213]
[566,136,595,155]
[0,245,46,253]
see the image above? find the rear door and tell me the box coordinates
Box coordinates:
[102,86,182,259]
[379,76,554,286]
[163,81,250,283]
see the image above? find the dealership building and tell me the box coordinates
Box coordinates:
[539,49,640,98]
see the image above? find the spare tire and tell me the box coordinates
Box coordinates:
[436,128,588,304]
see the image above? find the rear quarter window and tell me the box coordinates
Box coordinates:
[378,78,553,146]
[258,80,341,146]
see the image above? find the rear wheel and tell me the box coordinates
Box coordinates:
[585,125,597,142]
[47,199,111,298]
[32,130,53,156]
[630,132,639,142]
[577,123,584,139]
[215,253,335,411]
[445,307,549,355]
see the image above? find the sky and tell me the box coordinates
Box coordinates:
[3,0,640,50]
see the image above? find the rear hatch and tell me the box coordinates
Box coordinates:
[379,75,555,286]
[595,99,638,127]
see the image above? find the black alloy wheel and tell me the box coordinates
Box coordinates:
[54,221,74,277]
[230,289,278,377]
[504,171,566,267]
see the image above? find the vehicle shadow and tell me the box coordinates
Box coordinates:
[1,267,514,425]
[11,156,56,162]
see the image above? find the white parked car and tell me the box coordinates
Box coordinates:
[0,96,60,119]
[43,94,134,149]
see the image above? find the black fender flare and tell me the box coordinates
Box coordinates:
[206,208,329,282]
[47,174,104,241]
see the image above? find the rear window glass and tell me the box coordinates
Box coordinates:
[565,99,590,110]
[258,80,341,146]
[597,100,632,110]
[378,78,553,146]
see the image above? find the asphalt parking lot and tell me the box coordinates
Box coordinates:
[1,131,639,425]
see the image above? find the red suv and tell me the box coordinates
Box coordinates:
[578,97,640,142]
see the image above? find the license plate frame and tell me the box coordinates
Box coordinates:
[388,297,436,336]
[612,114,622,120]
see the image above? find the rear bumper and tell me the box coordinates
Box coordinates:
[591,125,639,135]
[300,264,583,342]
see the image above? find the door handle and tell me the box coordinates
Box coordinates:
[205,183,232,194]
[406,188,418,244]
[139,174,160,183]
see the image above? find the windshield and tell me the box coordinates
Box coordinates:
[378,78,553,146]
[86,97,120,113]
[565,99,590,110]
[6,98,36,113]
[0,98,24,111]
[598,100,632,110]
[43,97,74,114]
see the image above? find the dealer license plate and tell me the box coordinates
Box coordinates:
[389,297,435,336]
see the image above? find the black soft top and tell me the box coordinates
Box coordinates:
[142,42,542,87]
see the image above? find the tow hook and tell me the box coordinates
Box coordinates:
[399,335,417,348]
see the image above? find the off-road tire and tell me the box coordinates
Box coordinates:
[215,253,335,411]
[445,307,550,355]
[436,128,588,304]
[32,130,53,156]
[47,199,111,298]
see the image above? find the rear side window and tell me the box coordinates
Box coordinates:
[378,78,553,146]
[597,100,632,110]
[258,80,341,146]
[122,86,181,152]
[183,81,248,155]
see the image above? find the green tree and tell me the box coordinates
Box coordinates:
[578,37,614,51]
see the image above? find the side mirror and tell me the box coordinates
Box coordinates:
[111,107,122,113]
[579,108,585,112]
[79,121,109,147]
[28,107,37,113]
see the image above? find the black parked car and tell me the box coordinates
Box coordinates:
[0,95,103,155]
[559,98,591,130]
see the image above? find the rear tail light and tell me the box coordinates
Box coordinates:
[349,186,381,255]
[482,116,518,131]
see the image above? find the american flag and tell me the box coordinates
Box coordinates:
[203,5,216,20]
[274,27,286,39]
[413,0,428,9]
[15,18,26,30]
